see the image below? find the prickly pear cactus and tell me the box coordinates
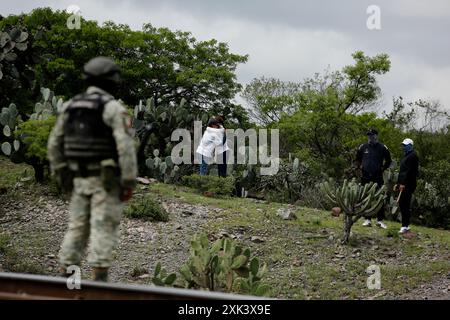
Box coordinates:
[320,178,386,243]
[1,103,21,156]
[1,88,61,157]
[151,262,177,287]
[145,149,180,183]
[178,234,269,295]
[0,27,30,81]
[30,87,63,120]
[134,97,199,175]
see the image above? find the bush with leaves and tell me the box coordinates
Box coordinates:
[181,174,235,196]
[413,161,450,229]
[124,194,169,222]
[1,87,62,182]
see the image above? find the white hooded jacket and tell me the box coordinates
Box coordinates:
[196,126,229,159]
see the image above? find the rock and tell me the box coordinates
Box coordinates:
[251,236,265,243]
[386,251,397,258]
[217,230,230,238]
[138,274,150,279]
[136,177,151,185]
[331,207,341,217]
[402,231,417,239]
[47,254,55,259]
[181,210,194,216]
[276,208,296,220]
[174,224,183,230]
[292,259,302,267]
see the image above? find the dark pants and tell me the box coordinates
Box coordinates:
[217,151,227,177]
[399,185,415,227]
[361,176,385,221]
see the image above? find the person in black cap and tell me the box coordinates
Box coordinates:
[394,138,419,234]
[356,129,392,228]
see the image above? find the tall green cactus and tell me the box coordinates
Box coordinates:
[134,97,200,175]
[320,178,386,244]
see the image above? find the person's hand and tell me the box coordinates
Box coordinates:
[399,184,405,192]
[393,184,398,192]
[120,187,133,202]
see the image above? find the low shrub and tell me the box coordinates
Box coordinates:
[124,195,169,222]
[413,160,450,229]
[181,174,235,196]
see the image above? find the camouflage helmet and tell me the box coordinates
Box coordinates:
[83,56,120,83]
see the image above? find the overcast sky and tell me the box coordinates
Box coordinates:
[2,0,450,112]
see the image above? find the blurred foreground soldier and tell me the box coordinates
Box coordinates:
[394,138,419,234]
[47,57,137,281]
[356,129,392,229]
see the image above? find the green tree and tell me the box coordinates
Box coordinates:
[0,8,248,121]
[272,51,392,177]
[241,77,301,125]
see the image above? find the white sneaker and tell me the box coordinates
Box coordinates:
[399,226,410,234]
[362,219,372,227]
[376,221,387,229]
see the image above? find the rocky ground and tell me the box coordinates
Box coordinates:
[0,184,219,285]
[1,180,449,300]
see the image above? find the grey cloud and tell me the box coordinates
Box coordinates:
[1,0,450,109]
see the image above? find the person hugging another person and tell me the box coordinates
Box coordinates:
[196,117,229,176]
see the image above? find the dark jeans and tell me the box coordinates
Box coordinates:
[217,151,227,177]
[361,176,385,221]
[399,185,415,227]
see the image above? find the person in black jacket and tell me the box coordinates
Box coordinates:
[216,116,228,177]
[356,129,392,229]
[394,138,419,234]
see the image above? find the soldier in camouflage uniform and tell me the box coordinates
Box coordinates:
[47,57,137,281]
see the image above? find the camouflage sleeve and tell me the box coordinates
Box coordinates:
[47,103,69,173]
[103,100,137,189]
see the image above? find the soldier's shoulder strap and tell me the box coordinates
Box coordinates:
[66,92,113,112]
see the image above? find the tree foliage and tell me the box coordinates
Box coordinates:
[0,8,248,120]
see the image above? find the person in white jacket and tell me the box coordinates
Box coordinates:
[196,118,229,175]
